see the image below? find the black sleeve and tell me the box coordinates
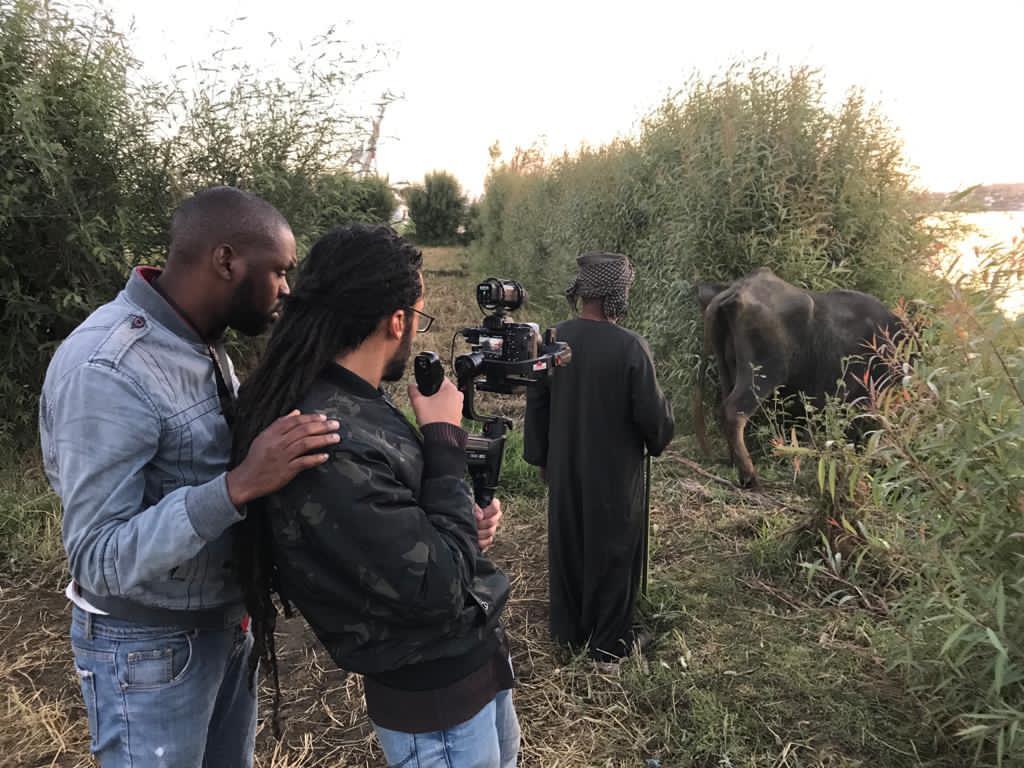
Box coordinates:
[523,373,551,467]
[630,338,675,456]
[276,427,478,628]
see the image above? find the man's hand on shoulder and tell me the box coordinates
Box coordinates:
[226,411,341,506]
[475,498,502,552]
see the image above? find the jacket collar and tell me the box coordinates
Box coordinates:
[321,363,383,399]
[126,267,205,346]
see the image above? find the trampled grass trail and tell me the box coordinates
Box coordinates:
[0,248,957,767]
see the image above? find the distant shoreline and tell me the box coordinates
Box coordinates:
[918,183,1024,213]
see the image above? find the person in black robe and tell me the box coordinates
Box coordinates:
[524,251,675,661]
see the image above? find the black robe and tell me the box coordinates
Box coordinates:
[524,319,674,658]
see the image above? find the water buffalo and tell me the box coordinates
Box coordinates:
[694,268,904,488]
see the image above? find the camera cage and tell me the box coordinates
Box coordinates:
[454,278,571,424]
[414,278,571,507]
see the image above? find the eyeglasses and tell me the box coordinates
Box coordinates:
[406,307,435,333]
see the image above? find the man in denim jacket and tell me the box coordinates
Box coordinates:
[39,187,341,767]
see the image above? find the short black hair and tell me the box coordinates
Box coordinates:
[168,186,290,263]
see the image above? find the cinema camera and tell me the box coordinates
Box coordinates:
[414,278,572,507]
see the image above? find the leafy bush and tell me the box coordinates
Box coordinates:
[474,64,934,419]
[460,199,483,245]
[472,58,1024,763]
[0,0,169,445]
[155,31,396,251]
[405,171,467,245]
[775,237,1024,766]
[0,0,394,445]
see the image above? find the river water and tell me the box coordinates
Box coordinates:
[929,211,1024,317]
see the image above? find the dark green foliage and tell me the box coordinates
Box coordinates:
[405,171,467,245]
[0,0,395,445]
[155,34,398,253]
[460,199,483,245]
[475,65,934,421]
[776,239,1024,766]
[471,60,1024,764]
[0,0,171,444]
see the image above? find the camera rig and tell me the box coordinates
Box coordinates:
[414,278,571,507]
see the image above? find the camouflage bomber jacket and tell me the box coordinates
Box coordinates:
[267,364,510,677]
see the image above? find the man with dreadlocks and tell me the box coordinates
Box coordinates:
[40,187,341,767]
[232,224,519,767]
[524,251,675,663]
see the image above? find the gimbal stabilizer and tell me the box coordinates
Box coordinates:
[412,278,571,507]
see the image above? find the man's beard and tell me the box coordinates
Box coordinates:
[382,324,415,382]
[227,273,276,337]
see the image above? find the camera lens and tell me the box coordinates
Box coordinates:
[476,278,526,313]
[455,352,485,380]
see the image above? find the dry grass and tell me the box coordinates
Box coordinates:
[0,564,92,768]
[420,245,471,277]
[0,248,962,767]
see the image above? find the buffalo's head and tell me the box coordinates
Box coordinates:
[696,282,728,313]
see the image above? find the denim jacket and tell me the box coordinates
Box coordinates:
[40,267,245,627]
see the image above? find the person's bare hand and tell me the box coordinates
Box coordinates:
[475,498,502,551]
[408,378,463,428]
[227,411,340,506]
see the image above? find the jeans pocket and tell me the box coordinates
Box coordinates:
[386,753,416,768]
[74,666,100,752]
[372,724,418,768]
[123,631,193,690]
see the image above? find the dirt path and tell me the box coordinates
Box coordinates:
[0,469,956,767]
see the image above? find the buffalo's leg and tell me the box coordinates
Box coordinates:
[723,387,759,488]
[723,353,786,489]
[714,330,737,462]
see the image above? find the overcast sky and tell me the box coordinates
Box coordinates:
[101,0,1022,197]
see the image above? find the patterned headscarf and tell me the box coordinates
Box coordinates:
[565,251,636,320]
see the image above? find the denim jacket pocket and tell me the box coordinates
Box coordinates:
[122,631,194,691]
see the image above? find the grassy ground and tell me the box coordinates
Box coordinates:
[0,247,960,767]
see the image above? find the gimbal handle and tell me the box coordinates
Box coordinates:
[456,367,512,427]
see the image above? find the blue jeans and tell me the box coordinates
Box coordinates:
[69,606,256,768]
[372,689,520,768]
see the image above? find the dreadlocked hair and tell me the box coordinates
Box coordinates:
[230,224,423,737]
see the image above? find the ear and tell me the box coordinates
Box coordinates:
[386,308,407,340]
[212,244,237,281]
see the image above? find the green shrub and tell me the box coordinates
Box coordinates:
[405,171,467,245]
[0,0,169,445]
[0,448,63,564]
[156,36,397,250]
[460,199,483,245]
[776,238,1024,766]
[475,64,934,421]
[471,58,1024,762]
[0,0,394,445]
